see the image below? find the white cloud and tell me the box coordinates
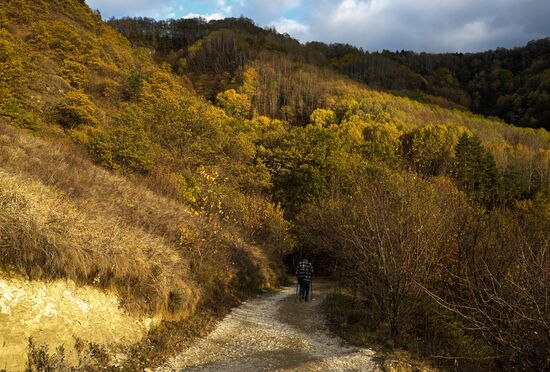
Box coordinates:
[183,12,226,21]
[216,0,233,14]
[270,18,309,40]
[87,0,177,18]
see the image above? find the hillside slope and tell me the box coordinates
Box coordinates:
[1,0,287,366]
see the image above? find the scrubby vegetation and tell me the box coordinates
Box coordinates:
[0,0,548,369]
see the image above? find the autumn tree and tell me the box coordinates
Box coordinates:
[300,173,464,344]
[216,89,251,119]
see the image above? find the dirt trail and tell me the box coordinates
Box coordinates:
[160,280,381,371]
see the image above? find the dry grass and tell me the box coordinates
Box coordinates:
[0,170,196,316]
[0,123,280,318]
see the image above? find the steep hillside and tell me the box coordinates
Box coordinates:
[0,0,288,367]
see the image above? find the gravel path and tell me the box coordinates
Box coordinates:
[160,280,381,371]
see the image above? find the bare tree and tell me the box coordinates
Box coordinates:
[300,173,460,344]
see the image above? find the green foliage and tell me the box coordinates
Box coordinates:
[123,70,145,101]
[322,290,385,346]
[109,108,154,172]
[89,107,154,172]
[322,290,493,370]
[452,133,501,207]
[88,129,114,168]
[54,90,98,129]
[175,173,201,206]
[260,125,357,216]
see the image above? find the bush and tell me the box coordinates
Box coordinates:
[26,337,110,371]
[0,85,41,130]
[220,192,294,254]
[88,129,115,168]
[109,108,154,172]
[54,90,98,129]
[58,59,88,89]
[122,70,145,101]
[88,108,155,173]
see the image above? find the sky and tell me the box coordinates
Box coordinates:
[86,0,550,53]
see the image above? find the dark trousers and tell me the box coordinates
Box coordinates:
[298,279,310,301]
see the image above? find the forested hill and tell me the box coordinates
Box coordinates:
[108,17,550,130]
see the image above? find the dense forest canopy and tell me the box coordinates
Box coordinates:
[0,1,548,369]
[108,16,550,130]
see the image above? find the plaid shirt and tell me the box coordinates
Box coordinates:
[296,260,313,282]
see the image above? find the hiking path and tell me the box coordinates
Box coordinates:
[159,279,382,371]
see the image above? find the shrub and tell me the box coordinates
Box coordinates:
[26,337,110,371]
[0,85,41,130]
[220,192,294,254]
[108,108,155,172]
[122,71,144,101]
[54,90,98,129]
[97,78,120,99]
[58,59,88,89]
[26,338,68,372]
[88,108,155,173]
[88,129,115,168]
[49,20,90,56]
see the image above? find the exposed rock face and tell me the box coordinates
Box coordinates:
[0,273,157,371]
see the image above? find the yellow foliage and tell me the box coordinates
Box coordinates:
[241,67,258,97]
[248,116,285,133]
[361,121,403,165]
[216,89,251,119]
[310,108,337,127]
[54,90,98,129]
[408,124,471,175]
[59,59,88,89]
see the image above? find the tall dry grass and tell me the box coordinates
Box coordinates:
[0,170,196,316]
[0,123,280,318]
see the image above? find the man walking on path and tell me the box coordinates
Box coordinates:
[296,258,314,302]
